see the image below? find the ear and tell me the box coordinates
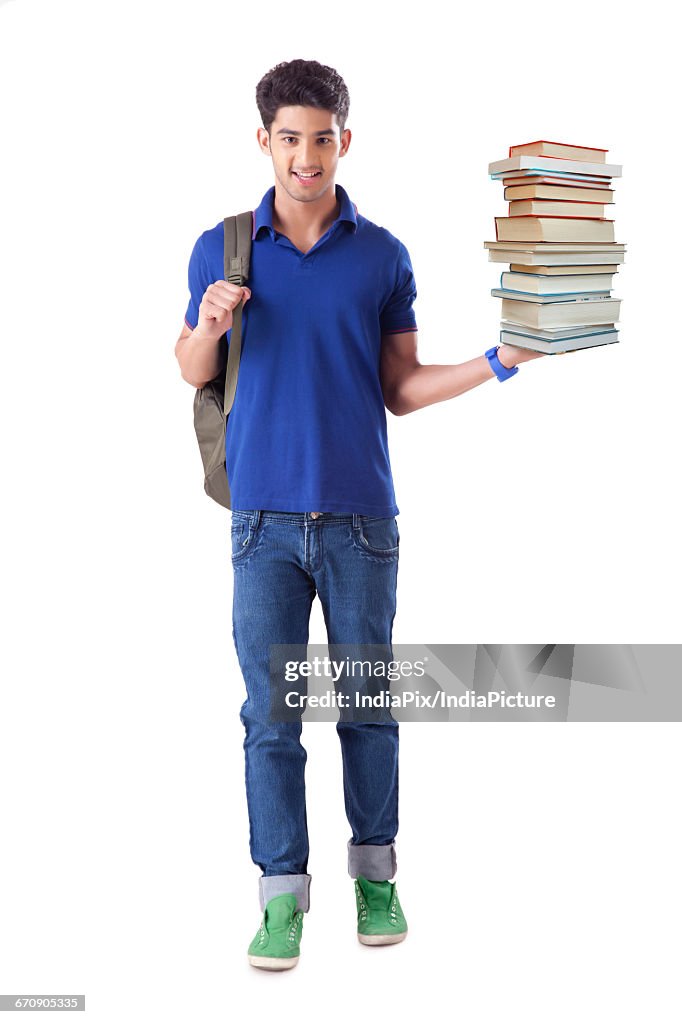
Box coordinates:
[339,128,352,158]
[256,127,271,155]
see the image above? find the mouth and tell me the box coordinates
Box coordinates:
[292,171,322,186]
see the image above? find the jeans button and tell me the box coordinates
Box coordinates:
[310,512,320,519]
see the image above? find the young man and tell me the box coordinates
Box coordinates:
[175,59,544,971]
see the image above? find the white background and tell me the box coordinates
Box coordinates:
[1,0,680,1021]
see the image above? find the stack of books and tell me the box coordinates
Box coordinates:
[485,140,625,354]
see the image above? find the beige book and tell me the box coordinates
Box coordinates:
[505,184,614,203]
[509,200,606,218]
[509,141,607,163]
[501,271,615,293]
[495,217,615,242]
[501,297,621,329]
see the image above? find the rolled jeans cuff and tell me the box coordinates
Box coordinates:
[347,840,397,881]
[259,873,312,913]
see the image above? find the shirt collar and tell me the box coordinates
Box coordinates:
[252,182,358,240]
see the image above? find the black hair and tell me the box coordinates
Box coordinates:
[256,59,350,135]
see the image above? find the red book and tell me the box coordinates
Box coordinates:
[502,175,612,188]
[508,140,608,162]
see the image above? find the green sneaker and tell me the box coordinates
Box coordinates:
[247,893,304,971]
[355,874,408,945]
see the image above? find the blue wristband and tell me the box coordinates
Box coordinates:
[485,345,518,382]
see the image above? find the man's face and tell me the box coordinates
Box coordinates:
[257,105,351,203]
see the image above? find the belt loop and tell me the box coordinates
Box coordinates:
[251,510,262,530]
[352,513,361,530]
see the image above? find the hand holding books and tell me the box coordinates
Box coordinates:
[499,343,547,366]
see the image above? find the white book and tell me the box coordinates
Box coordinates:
[501,271,615,294]
[488,250,626,266]
[485,241,626,251]
[500,321,616,340]
[492,288,612,303]
[500,327,619,354]
[491,170,612,184]
[489,154,622,177]
[485,251,622,268]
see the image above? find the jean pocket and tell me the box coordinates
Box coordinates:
[231,517,260,563]
[352,516,400,558]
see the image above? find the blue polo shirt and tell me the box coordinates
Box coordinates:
[183,183,418,516]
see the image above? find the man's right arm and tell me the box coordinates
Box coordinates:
[175,281,252,389]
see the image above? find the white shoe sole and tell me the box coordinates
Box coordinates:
[248,954,299,970]
[358,930,408,946]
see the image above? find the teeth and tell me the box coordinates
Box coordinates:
[296,172,319,178]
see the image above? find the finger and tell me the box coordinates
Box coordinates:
[202,299,230,322]
[207,281,246,303]
[205,289,243,312]
[204,282,249,313]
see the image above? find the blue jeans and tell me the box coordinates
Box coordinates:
[230,510,400,913]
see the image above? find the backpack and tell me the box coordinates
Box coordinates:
[193,211,252,509]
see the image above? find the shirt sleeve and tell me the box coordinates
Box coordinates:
[183,232,210,330]
[379,241,418,336]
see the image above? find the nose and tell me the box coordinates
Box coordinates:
[299,140,319,169]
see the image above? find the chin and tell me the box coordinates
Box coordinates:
[290,183,325,200]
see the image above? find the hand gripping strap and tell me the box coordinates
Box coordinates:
[223,211,253,417]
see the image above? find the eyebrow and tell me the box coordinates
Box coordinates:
[275,128,336,136]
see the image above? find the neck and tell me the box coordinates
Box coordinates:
[271,180,340,238]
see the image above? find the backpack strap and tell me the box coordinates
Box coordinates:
[223,211,253,418]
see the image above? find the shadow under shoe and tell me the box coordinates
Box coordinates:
[248,893,304,970]
[355,874,408,946]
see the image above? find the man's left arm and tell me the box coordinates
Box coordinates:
[380,331,546,417]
